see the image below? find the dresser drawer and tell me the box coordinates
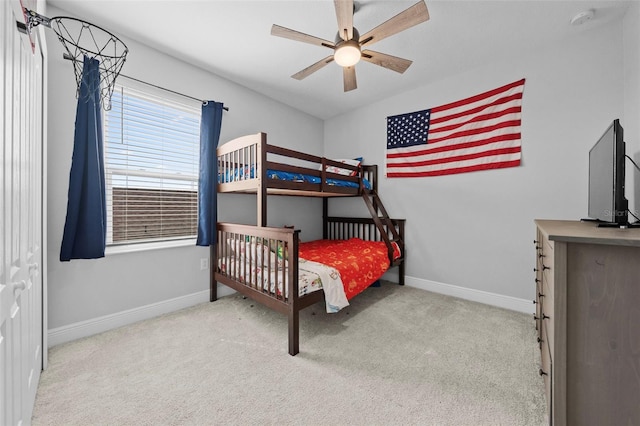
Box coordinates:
[535,278,543,334]
[538,233,554,284]
[535,230,545,267]
[536,247,545,271]
[541,257,553,290]
[541,289,554,355]
[540,322,553,413]
[540,268,553,306]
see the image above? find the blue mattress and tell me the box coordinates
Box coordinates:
[220,166,371,190]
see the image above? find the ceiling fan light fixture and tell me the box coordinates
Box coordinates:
[334,40,361,67]
[271,0,430,91]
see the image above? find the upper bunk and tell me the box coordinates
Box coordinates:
[217,132,378,197]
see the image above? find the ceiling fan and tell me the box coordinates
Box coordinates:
[271,0,430,92]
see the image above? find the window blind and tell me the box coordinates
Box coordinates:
[104,83,201,245]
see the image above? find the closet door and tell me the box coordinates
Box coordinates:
[1,0,45,424]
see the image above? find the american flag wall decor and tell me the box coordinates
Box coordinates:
[386,79,525,178]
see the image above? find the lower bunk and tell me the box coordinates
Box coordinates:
[211,217,405,355]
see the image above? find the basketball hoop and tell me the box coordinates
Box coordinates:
[50,17,128,110]
[23,10,128,111]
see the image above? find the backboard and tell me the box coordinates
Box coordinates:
[11,0,38,52]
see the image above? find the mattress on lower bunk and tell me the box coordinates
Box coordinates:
[299,238,401,300]
[218,237,400,313]
[219,167,372,190]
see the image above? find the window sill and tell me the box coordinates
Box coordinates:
[105,238,198,255]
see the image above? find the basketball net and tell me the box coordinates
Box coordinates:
[49,16,128,111]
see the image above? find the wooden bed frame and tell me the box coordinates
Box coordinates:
[211,132,406,355]
[217,132,381,224]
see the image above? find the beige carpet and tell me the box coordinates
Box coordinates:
[32,282,547,425]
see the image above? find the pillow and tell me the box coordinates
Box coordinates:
[226,237,287,268]
[226,238,272,265]
[325,157,362,177]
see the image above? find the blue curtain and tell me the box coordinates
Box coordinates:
[60,56,107,261]
[196,101,225,246]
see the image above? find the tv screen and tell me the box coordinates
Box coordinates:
[587,119,627,226]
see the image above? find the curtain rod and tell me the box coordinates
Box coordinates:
[119,73,229,111]
[62,53,228,111]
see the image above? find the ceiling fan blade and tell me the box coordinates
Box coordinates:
[361,50,413,74]
[334,0,354,41]
[292,55,335,80]
[343,66,357,92]
[359,0,429,47]
[271,24,335,49]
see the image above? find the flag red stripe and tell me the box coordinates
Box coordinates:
[386,133,520,159]
[387,146,521,168]
[428,119,521,145]
[430,93,523,126]
[386,159,521,178]
[430,106,522,135]
[430,79,526,114]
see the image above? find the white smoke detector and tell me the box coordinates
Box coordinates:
[570,9,595,26]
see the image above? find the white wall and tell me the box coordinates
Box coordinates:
[624,2,640,215]
[46,6,324,333]
[323,19,628,303]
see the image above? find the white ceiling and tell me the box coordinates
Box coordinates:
[46,0,631,119]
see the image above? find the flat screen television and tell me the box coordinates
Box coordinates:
[587,119,628,227]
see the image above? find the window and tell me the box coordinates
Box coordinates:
[104,82,201,246]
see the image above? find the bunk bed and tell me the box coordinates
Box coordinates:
[211,132,406,355]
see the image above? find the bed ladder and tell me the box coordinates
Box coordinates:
[361,190,404,267]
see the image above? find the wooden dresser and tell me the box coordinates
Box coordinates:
[534,220,640,426]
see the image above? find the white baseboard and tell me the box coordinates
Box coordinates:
[49,277,533,348]
[383,272,534,314]
[47,285,235,348]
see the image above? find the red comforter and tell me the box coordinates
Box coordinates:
[299,238,400,300]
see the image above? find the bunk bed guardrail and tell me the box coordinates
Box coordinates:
[216,132,377,196]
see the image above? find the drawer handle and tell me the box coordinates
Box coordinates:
[534,278,541,283]
[539,368,548,376]
[538,253,545,259]
[533,315,540,321]
[537,337,543,343]
[542,314,550,320]
[538,292,545,298]
[542,264,551,271]
[533,299,537,305]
